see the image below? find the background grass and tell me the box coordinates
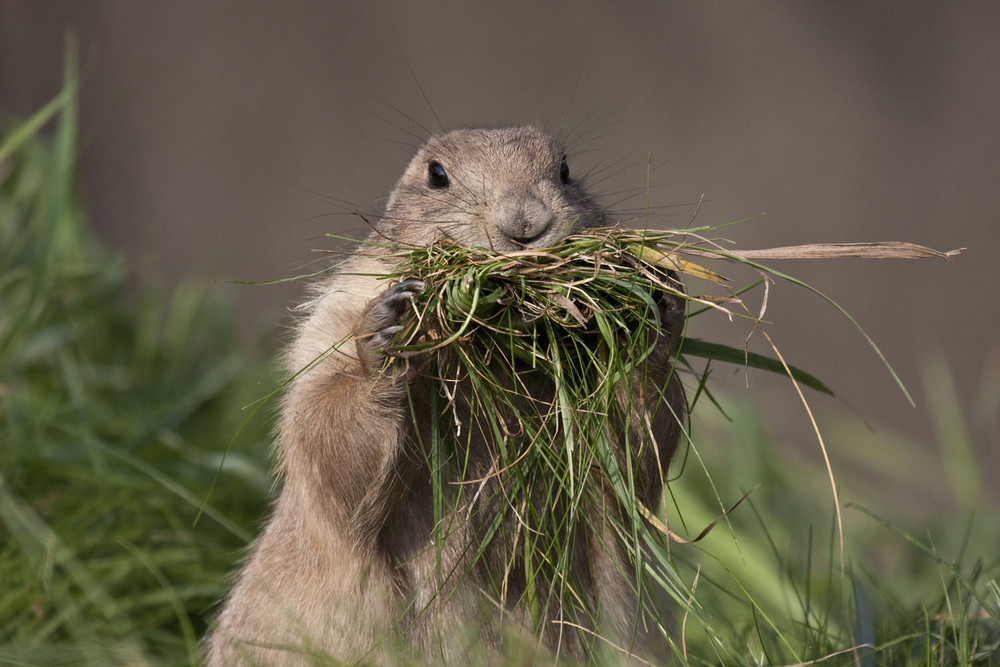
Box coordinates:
[1,66,997,665]
[0,60,274,665]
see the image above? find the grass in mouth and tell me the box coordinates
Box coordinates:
[374,228,961,657]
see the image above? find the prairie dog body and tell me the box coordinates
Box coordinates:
[206,127,686,664]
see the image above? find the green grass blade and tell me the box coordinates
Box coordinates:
[680,338,834,396]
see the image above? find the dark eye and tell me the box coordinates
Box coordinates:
[428,161,449,188]
[559,158,569,184]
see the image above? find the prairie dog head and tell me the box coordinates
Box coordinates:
[380,126,606,250]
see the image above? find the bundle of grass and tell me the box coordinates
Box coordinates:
[376,229,722,657]
[377,227,962,658]
[389,228,716,361]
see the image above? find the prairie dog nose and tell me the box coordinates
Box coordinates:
[493,194,555,243]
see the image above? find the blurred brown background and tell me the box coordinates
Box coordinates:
[2,2,997,508]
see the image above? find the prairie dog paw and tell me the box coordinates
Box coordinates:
[356,280,425,373]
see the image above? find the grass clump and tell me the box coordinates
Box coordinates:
[369,217,975,660]
[385,233,694,655]
[376,229,839,658]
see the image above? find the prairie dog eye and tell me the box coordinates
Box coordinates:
[559,158,569,184]
[428,161,449,188]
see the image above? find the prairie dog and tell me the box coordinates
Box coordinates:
[205,126,686,664]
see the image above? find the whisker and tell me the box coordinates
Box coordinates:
[372,96,433,143]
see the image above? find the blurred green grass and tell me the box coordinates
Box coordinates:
[0,53,275,665]
[1,56,997,665]
[668,394,999,665]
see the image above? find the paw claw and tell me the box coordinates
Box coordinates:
[372,325,404,351]
[382,280,425,306]
[357,281,425,372]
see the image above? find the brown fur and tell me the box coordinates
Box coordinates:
[205,127,686,665]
